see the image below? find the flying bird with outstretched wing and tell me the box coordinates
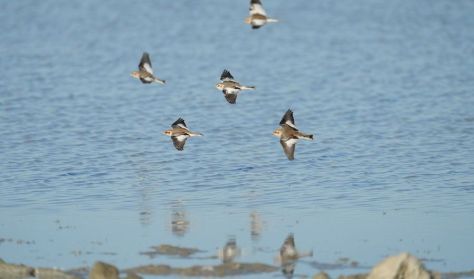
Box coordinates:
[131,52,166,84]
[245,0,278,29]
[272,109,314,160]
[163,118,202,151]
[215,69,255,104]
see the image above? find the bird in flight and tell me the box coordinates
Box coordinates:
[273,109,314,160]
[245,0,278,29]
[215,69,255,104]
[131,52,166,84]
[163,118,202,151]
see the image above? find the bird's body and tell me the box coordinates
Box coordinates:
[163,118,202,151]
[280,234,298,261]
[245,0,278,29]
[273,109,314,160]
[215,69,255,104]
[131,52,166,84]
[219,239,241,263]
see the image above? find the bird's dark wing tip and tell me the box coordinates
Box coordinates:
[280,109,295,126]
[171,117,186,128]
[220,69,234,80]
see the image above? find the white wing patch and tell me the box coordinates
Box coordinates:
[250,3,267,16]
[285,121,297,130]
[285,138,298,146]
[177,124,189,131]
[143,62,154,74]
[224,88,240,94]
[176,135,189,142]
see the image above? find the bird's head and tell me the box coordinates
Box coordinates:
[215,83,225,90]
[272,128,283,137]
[130,71,140,79]
[163,129,173,136]
[244,16,252,24]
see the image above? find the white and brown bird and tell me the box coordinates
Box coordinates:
[273,109,314,160]
[215,69,255,104]
[279,234,313,262]
[131,52,166,84]
[280,234,298,262]
[245,0,278,29]
[218,238,241,263]
[163,118,202,151]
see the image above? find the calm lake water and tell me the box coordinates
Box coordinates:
[1,0,474,277]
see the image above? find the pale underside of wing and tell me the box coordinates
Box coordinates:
[171,135,188,151]
[250,0,267,16]
[280,138,297,160]
[139,53,154,75]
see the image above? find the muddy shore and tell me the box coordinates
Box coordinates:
[1,249,474,279]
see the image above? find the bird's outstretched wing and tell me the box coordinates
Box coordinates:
[139,52,154,74]
[171,136,188,151]
[250,0,267,16]
[280,138,297,160]
[280,109,297,129]
[220,69,235,81]
[171,118,188,130]
[224,92,238,104]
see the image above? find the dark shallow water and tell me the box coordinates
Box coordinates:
[1,0,474,277]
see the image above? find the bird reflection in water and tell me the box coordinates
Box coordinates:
[281,261,296,279]
[135,166,154,227]
[250,211,264,241]
[170,201,189,237]
[277,234,313,279]
[218,237,241,263]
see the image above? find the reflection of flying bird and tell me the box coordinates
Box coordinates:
[245,0,278,29]
[130,52,166,84]
[279,234,298,279]
[279,234,313,263]
[250,211,263,240]
[171,201,189,237]
[280,234,298,261]
[163,118,202,151]
[273,109,314,160]
[215,69,255,104]
[277,234,313,278]
[218,238,241,263]
[281,261,296,279]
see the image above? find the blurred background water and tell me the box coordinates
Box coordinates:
[1,0,474,277]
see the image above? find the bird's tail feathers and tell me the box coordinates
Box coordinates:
[240,85,256,90]
[299,133,314,140]
[154,78,166,84]
[267,18,279,23]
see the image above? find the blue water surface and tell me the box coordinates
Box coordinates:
[1,0,474,278]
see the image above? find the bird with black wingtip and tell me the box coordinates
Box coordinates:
[245,0,278,29]
[215,69,255,104]
[273,109,314,160]
[163,118,202,151]
[131,52,166,84]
